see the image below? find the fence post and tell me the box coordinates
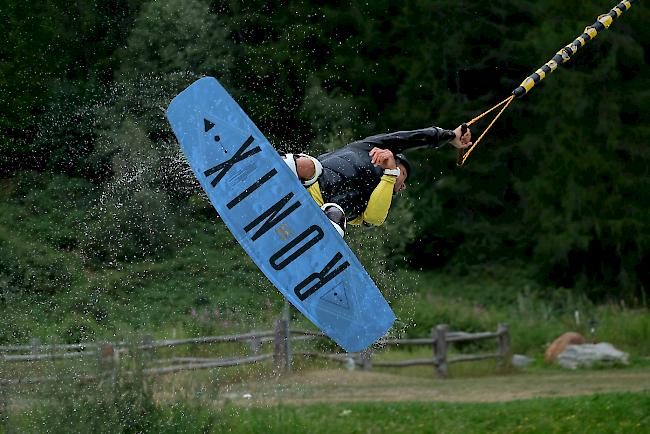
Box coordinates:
[360,348,373,371]
[30,338,40,357]
[431,327,437,376]
[433,324,448,378]
[283,300,292,371]
[0,381,8,433]
[249,334,262,355]
[99,343,115,370]
[142,334,153,363]
[273,319,290,373]
[98,342,117,391]
[497,324,511,366]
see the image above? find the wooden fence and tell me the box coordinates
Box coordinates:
[284,322,512,377]
[0,322,510,385]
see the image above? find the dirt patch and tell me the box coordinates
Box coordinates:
[216,368,650,406]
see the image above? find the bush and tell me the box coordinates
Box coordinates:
[58,313,98,344]
[403,293,506,345]
[82,187,178,265]
[9,172,96,250]
[595,305,650,355]
[21,344,160,433]
[0,228,82,295]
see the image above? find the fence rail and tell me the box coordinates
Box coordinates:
[0,331,292,355]
[292,323,511,377]
[0,322,510,384]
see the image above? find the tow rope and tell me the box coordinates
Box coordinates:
[457,0,638,166]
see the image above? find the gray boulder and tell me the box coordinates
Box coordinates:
[556,343,629,370]
[512,354,534,368]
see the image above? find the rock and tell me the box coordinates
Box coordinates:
[545,332,586,363]
[556,343,629,370]
[512,354,534,368]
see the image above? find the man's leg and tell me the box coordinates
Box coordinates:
[282,154,322,186]
[282,153,346,237]
[296,157,316,180]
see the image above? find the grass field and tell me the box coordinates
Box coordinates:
[3,177,650,359]
[5,361,650,433]
[176,392,650,434]
[8,387,650,433]
[3,178,650,433]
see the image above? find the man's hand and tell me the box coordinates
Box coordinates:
[369,147,397,169]
[451,125,472,149]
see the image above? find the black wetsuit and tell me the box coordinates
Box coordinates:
[317,127,456,220]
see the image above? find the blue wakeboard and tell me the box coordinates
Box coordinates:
[166,77,395,352]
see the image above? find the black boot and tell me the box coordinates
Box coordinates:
[321,203,346,237]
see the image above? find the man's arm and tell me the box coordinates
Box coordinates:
[348,175,396,226]
[349,148,401,227]
[362,125,472,154]
[361,127,455,154]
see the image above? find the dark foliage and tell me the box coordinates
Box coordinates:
[1,0,648,301]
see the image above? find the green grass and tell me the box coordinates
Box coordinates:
[211,393,650,434]
[10,392,650,433]
[392,270,650,357]
[0,174,289,344]
[2,173,650,366]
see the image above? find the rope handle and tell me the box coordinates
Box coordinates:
[456,123,469,166]
[452,1,637,167]
[457,95,515,166]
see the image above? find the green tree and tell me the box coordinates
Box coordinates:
[512,0,650,299]
[0,0,141,176]
[83,0,234,264]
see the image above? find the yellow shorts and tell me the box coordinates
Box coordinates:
[306,182,325,207]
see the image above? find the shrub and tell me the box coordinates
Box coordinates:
[82,187,178,265]
[58,313,98,344]
[0,228,82,295]
[22,344,160,433]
